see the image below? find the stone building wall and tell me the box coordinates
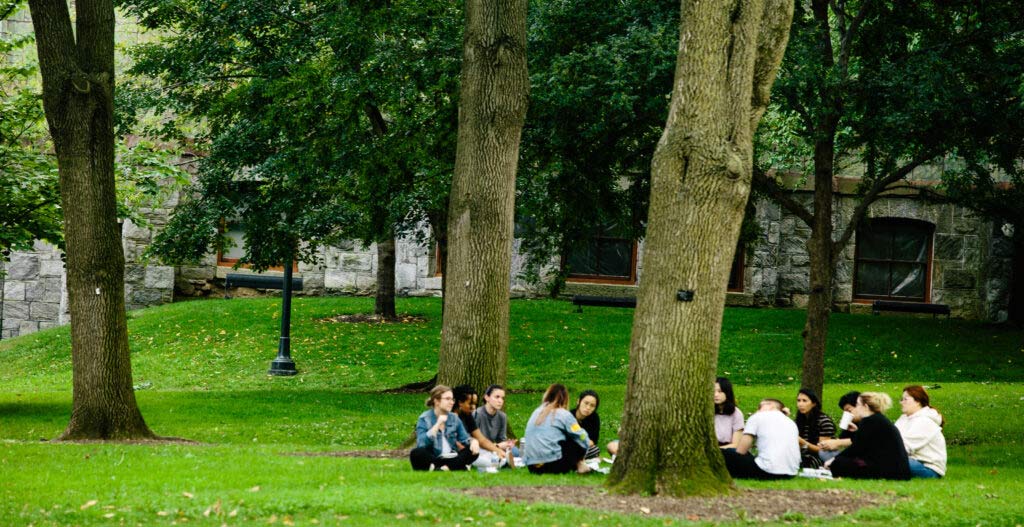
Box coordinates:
[745,193,1013,320]
[1,191,1014,341]
[0,242,67,339]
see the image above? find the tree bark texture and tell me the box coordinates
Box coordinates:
[607,0,792,496]
[436,0,529,393]
[375,236,397,319]
[28,0,154,439]
[798,0,841,399]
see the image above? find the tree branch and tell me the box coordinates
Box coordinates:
[752,166,815,227]
[830,149,940,262]
[749,0,795,130]
[837,0,871,76]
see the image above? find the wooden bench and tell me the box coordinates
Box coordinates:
[871,300,950,318]
[571,295,637,313]
[224,273,303,299]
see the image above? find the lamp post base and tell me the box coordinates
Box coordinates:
[268,357,298,376]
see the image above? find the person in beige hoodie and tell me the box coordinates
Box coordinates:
[895,385,947,478]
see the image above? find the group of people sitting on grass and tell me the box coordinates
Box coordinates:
[715,378,947,480]
[410,383,602,474]
[410,379,947,481]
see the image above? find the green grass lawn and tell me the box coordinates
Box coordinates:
[1,297,1023,526]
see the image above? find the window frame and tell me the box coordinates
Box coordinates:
[852,218,934,303]
[216,221,297,272]
[563,235,639,285]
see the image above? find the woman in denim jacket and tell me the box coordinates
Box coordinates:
[409,384,479,471]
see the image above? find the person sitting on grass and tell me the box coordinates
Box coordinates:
[818,390,860,454]
[472,384,519,468]
[523,383,591,474]
[410,385,479,471]
[795,388,836,468]
[452,384,512,470]
[722,399,800,480]
[714,377,744,448]
[895,385,947,478]
[824,392,910,480]
[571,389,601,459]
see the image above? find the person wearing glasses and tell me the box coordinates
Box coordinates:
[409,385,479,471]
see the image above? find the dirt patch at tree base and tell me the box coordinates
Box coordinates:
[318,314,428,324]
[461,485,894,523]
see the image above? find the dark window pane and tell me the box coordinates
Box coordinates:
[728,247,743,291]
[890,263,925,299]
[566,242,598,275]
[892,230,928,262]
[597,240,632,277]
[856,262,891,296]
[858,229,891,259]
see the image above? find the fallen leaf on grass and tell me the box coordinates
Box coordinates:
[80,500,98,510]
[229,509,238,517]
[157,511,169,516]
[103,513,115,518]
[182,491,194,499]
[250,486,261,492]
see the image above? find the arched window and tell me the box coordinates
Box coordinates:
[854,218,934,302]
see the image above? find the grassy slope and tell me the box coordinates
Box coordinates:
[1,297,1023,526]
[2,296,1021,392]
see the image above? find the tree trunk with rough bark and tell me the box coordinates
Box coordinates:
[607,0,792,497]
[800,120,837,398]
[797,0,842,399]
[436,0,529,392]
[375,236,397,319]
[28,0,154,440]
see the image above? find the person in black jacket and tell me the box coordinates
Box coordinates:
[570,390,601,459]
[825,392,910,480]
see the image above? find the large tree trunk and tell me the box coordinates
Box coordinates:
[29,0,154,439]
[436,0,529,392]
[607,0,792,497]
[375,236,397,319]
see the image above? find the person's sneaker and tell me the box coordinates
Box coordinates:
[428,463,435,472]
[439,465,449,471]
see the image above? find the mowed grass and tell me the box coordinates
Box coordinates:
[1,296,1024,526]
[2,296,1022,392]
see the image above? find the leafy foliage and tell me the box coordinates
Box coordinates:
[517,0,679,286]
[0,1,61,262]
[121,0,462,270]
[758,0,1024,191]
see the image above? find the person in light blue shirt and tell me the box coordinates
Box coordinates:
[409,384,479,471]
[523,383,591,474]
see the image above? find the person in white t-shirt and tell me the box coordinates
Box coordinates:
[722,399,800,479]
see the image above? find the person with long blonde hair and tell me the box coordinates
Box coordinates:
[522,384,591,474]
[825,392,910,480]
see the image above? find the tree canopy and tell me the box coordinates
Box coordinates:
[122,0,462,271]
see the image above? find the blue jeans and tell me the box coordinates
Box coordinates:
[908,458,941,478]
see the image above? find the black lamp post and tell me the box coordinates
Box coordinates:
[268,257,297,376]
